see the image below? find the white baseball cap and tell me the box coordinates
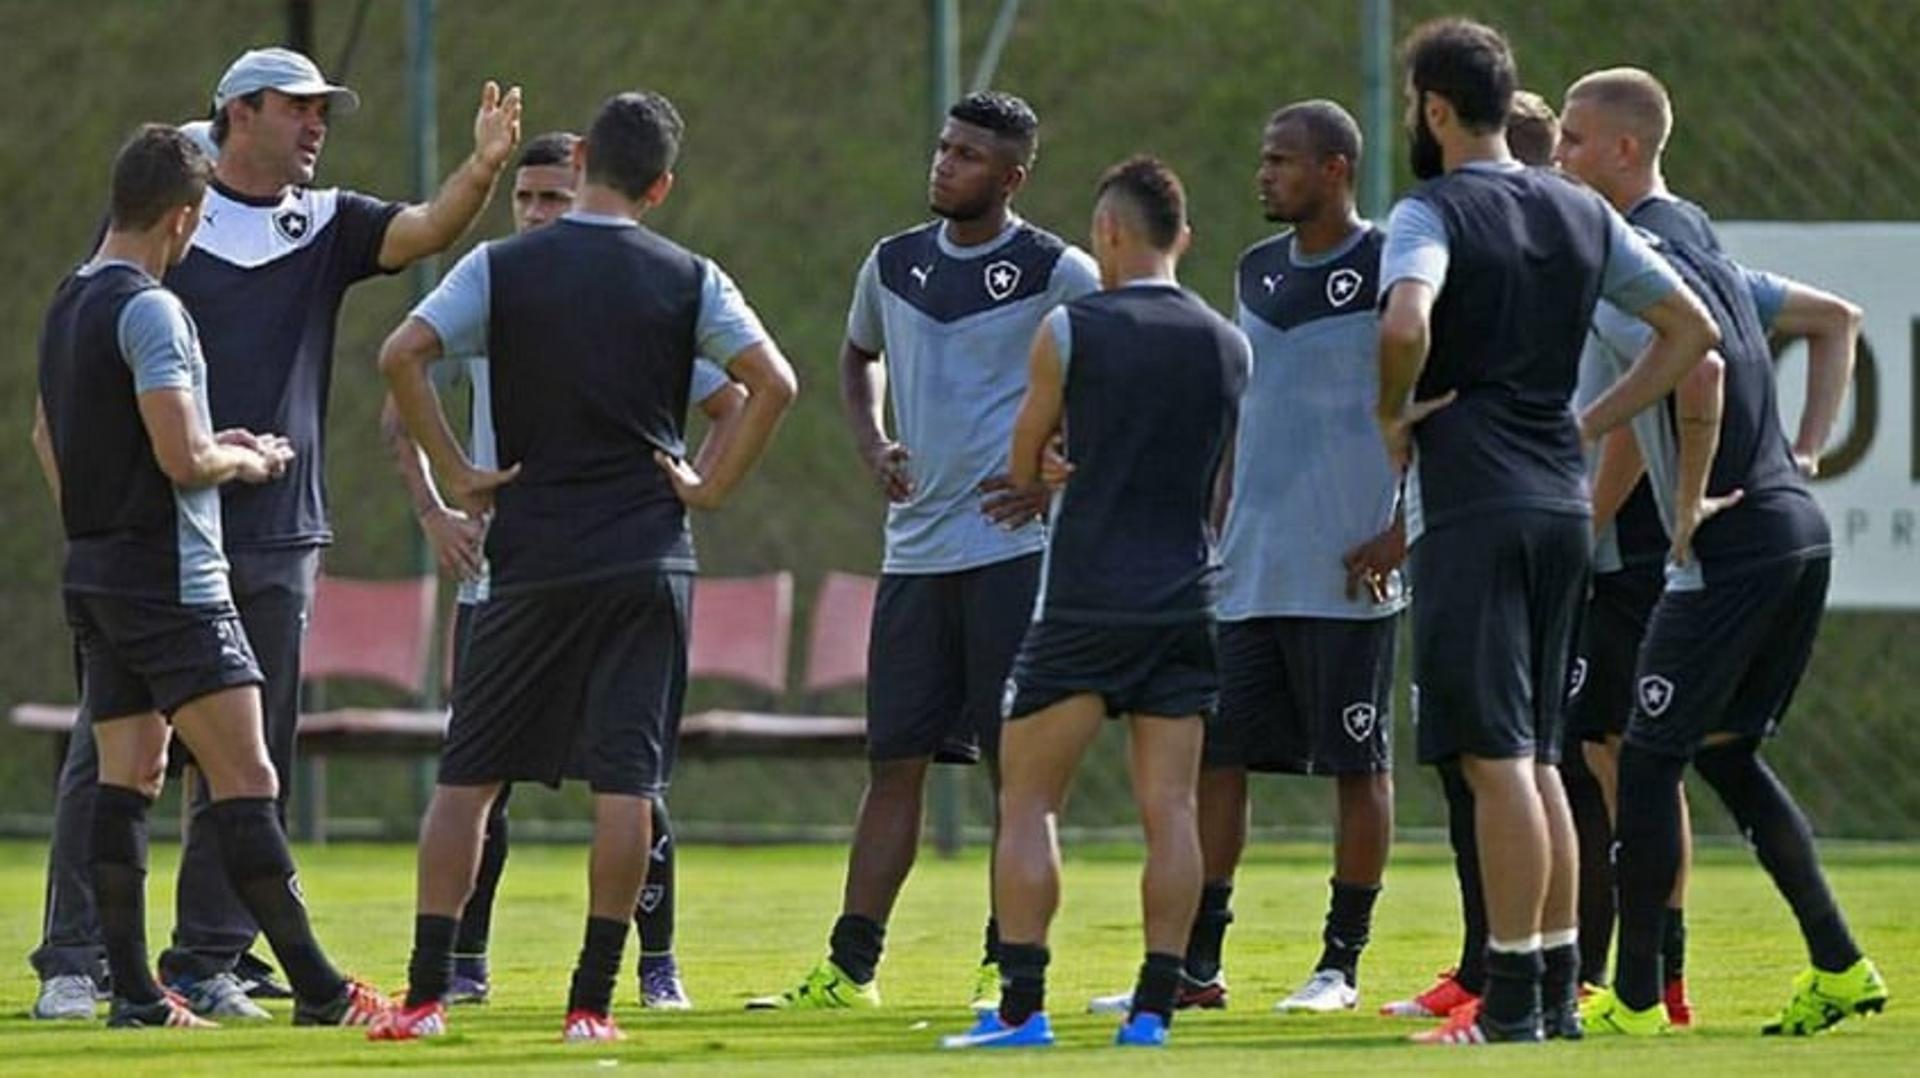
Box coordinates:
[179,120,219,160]
[212,47,360,115]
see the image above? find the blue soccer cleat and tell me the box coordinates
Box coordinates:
[1114,1010,1169,1047]
[940,1010,1055,1049]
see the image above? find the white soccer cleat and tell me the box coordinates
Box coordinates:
[1275,968,1358,1013]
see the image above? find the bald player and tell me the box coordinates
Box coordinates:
[1557,66,1889,1037]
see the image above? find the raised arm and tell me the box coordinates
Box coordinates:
[377,82,522,271]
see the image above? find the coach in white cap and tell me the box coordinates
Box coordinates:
[213,46,362,116]
[28,45,523,1023]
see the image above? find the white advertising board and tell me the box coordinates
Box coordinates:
[1719,223,1918,610]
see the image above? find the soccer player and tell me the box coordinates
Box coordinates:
[381,131,747,1010]
[371,90,795,1043]
[1556,69,1703,1020]
[30,46,522,1021]
[1088,100,1399,1019]
[1377,18,1720,1044]
[750,92,1098,1013]
[1554,68,1889,1037]
[34,124,388,1029]
[943,155,1247,1050]
[1381,88,1563,1024]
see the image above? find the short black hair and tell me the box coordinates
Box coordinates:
[518,131,578,170]
[1403,18,1517,132]
[208,89,264,147]
[1268,99,1363,172]
[948,91,1039,166]
[111,123,213,231]
[585,91,683,199]
[1095,155,1186,250]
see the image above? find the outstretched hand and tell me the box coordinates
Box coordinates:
[472,80,524,171]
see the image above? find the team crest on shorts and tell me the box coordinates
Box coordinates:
[984,260,1021,301]
[1342,702,1377,742]
[1568,657,1589,698]
[1638,674,1676,718]
[272,206,311,243]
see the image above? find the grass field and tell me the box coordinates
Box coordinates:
[0,838,1911,1074]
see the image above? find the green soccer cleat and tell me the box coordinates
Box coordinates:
[1579,986,1669,1036]
[970,963,1002,1014]
[745,959,881,1010]
[1763,958,1890,1036]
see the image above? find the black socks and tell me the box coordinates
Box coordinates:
[454,789,512,961]
[406,914,459,1008]
[1613,743,1687,1010]
[567,916,629,1016]
[1183,881,1233,982]
[997,942,1049,1026]
[1542,940,1581,1019]
[1694,743,1862,973]
[981,916,1001,968]
[638,799,676,961]
[1317,879,1381,984]
[1560,749,1617,985]
[828,913,885,985]
[1662,907,1687,982]
[1482,946,1544,1032]
[205,796,347,1007]
[1438,763,1488,994]
[93,784,163,1004]
[1131,951,1184,1022]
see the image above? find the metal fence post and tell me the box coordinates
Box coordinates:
[1360,0,1393,222]
[928,0,964,859]
[408,0,442,819]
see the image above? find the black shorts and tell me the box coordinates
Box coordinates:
[1004,619,1217,722]
[1567,563,1664,743]
[65,592,263,722]
[866,555,1041,764]
[1411,511,1591,766]
[1207,615,1398,775]
[440,571,690,797]
[1626,557,1828,759]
